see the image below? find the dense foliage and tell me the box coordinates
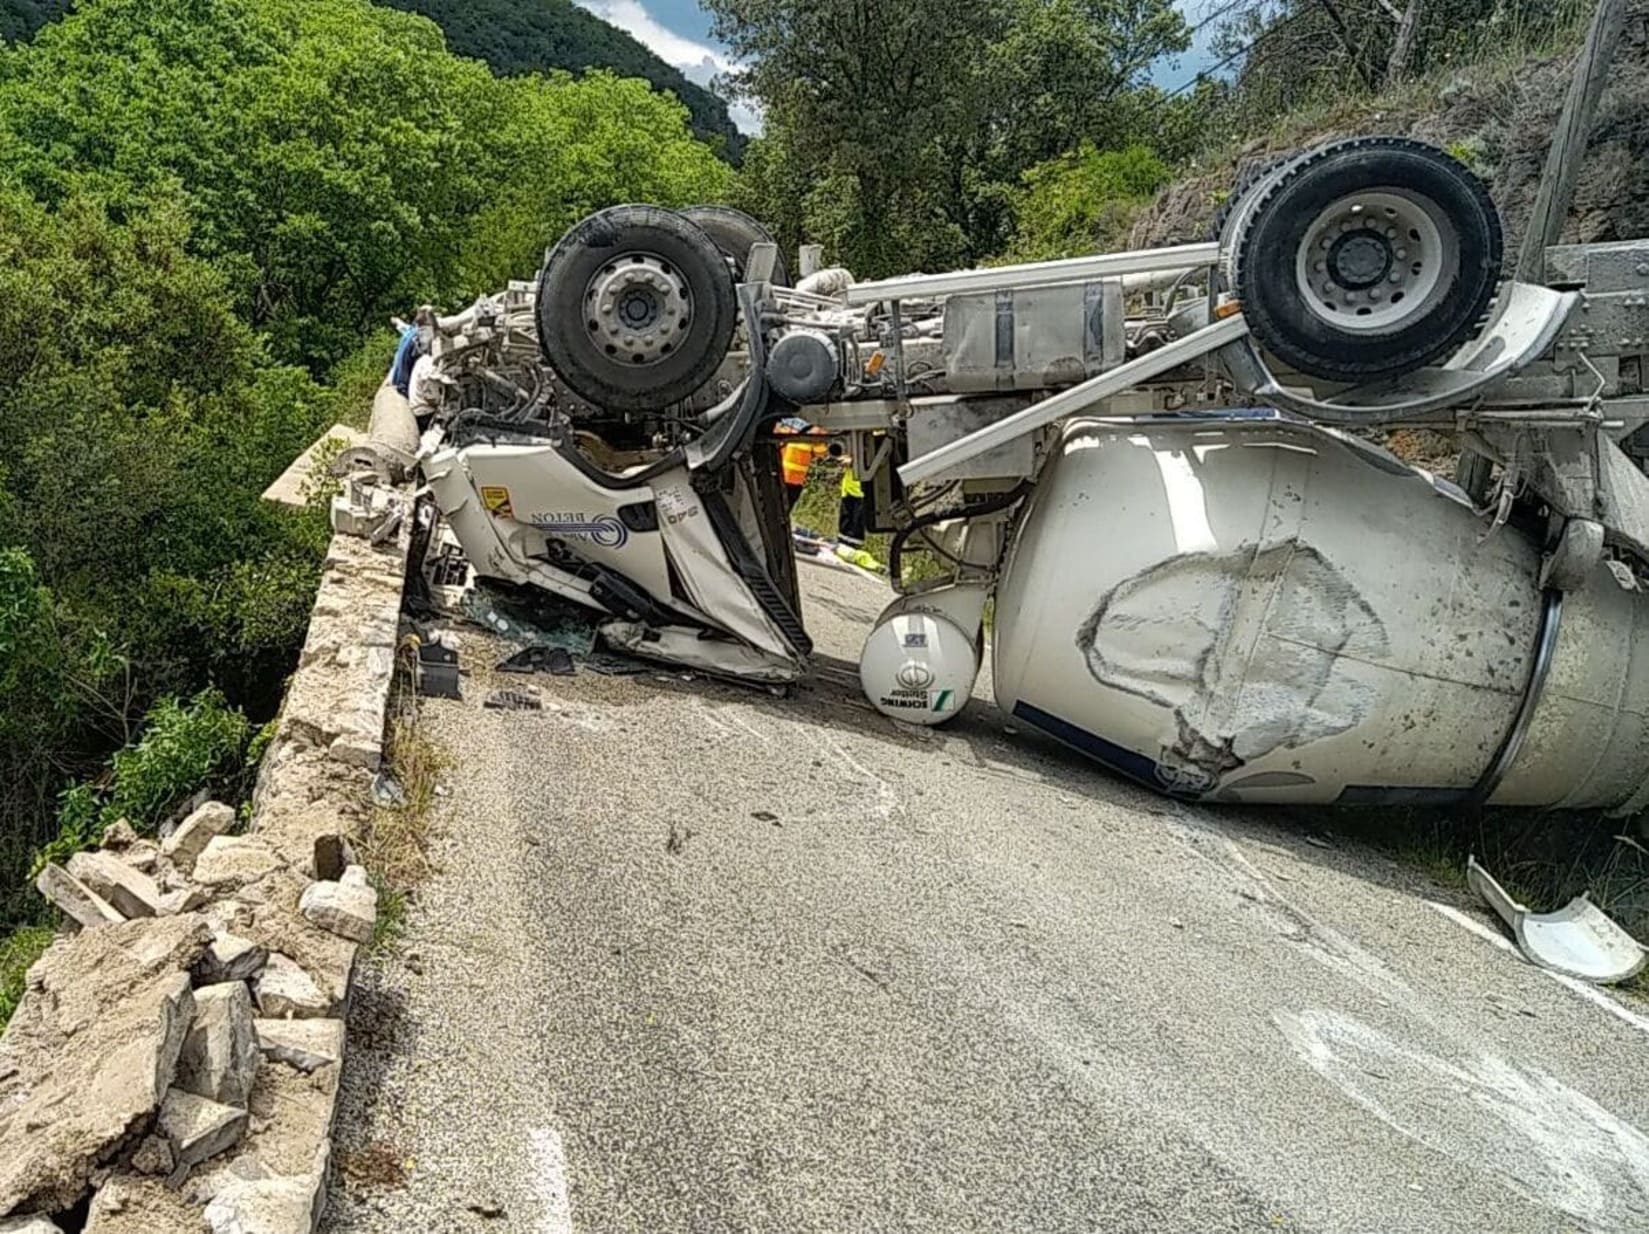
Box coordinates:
[0,0,65,42]
[383,0,743,161]
[0,0,731,932]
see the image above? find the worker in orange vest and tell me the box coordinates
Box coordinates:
[775,420,827,512]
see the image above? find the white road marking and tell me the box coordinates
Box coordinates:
[531,1126,574,1234]
[827,736,898,821]
[1277,1007,1649,1230]
[1427,901,1649,1039]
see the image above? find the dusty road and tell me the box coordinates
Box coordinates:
[328,563,1649,1234]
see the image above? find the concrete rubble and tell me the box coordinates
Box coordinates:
[255,1019,344,1074]
[196,933,270,985]
[0,491,411,1232]
[66,850,165,918]
[0,915,206,1213]
[176,983,261,1108]
[163,801,238,873]
[33,864,122,929]
[254,955,331,1020]
[193,837,285,890]
[297,867,378,944]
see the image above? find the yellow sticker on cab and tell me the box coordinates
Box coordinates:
[480,485,514,520]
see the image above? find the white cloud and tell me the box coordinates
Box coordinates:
[575,0,763,134]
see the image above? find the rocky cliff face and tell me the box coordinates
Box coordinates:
[1132,33,1649,256]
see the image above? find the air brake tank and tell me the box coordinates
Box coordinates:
[990,419,1649,811]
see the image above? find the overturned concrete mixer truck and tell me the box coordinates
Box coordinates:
[367,135,1649,813]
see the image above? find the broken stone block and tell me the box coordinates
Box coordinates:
[203,1145,328,1234]
[297,876,377,944]
[312,833,351,882]
[340,863,370,890]
[195,932,269,985]
[130,1135,174,1176]
[66,850,164,918]
[34,862,124,929]
[0,1216,64,1233]
[184,1155,274,1207]
[254,1018,343,1074]
[101,818,139,849]
[253,954,329,1019]
[193,836,283,889]
[176,983,260,1109]
[84,1172,211,1232]
[122,841,160,874]
[0,915,209,1213]
[158,1088,248,1168]
[157,885,210,916]
[162,801,237,873]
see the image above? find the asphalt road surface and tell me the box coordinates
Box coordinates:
[328,562,1649,1234]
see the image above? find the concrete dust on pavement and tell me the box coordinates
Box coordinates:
[326,563,1649,1234]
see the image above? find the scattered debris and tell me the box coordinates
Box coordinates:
[129,1134,176,1178]
[0,915,209,1213]
[66,850,164,919]
[666,821,693,856]
[415,634,462,700]
[255,1019,344,1075]
[175,983,260,1108]
[483,689,543,712]
[496,645,576,676]
[1467,856,1648,984]
[194,932,269,987]
[34,862,124,929]
[298,867,379,944]
[582,650,648,676]
[162,801,237,874]
[158,1088,249,1167]
[192,837,284,889]
[253,953,331,1020]
[467,1201,508,1219]
[462,584,596,656]
[370,771,407,808]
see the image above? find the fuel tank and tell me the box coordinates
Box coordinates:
[991,418,1649,811]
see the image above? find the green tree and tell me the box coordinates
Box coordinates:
[1008,142,1172,259]
[712,0,1188,275]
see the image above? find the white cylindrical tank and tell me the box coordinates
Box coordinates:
[991,418,1649,811]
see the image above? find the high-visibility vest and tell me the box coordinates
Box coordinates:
[840,465,863,499]
[781,440,826,487]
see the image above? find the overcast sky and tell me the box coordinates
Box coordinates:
[574,0,1233,135]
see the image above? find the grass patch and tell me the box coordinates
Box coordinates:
[1310,805,1649,943]
[0,926,54,1032]
[353,711,444,952]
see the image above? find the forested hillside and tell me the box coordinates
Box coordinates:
[0,0,729,955]
[384,0,743,159]
[0,0,743,159]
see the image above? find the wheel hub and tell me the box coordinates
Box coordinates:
[1293,190,1459,335]
[1326,231,1392,290]
[583,253,691,366]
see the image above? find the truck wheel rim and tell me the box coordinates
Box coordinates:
[1293,189,1458,335]
[583,253,692,366]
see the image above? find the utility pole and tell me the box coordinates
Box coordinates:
[1514,0,1627,282]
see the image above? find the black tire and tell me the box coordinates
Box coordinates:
[1228,137,1503,383]
[537,205,737,412]
[1209,153,1290,242]
[681,204,789,286]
